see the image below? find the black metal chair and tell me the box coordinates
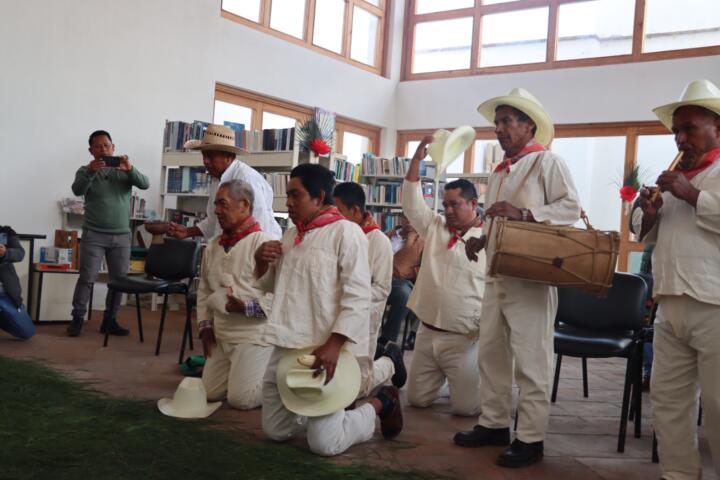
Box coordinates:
[551,272,647,453]
[103,238,201,358]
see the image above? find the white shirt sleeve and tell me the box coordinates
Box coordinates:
[529,153,582,225]
[402,180,437,239]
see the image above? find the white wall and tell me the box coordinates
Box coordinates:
[395,56,720,129]
[0,0,402,242]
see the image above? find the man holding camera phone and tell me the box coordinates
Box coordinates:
[66,130,149,337]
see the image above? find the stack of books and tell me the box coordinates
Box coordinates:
[364,182,403,206]
[166,167,212,194]
[163,120,209,152]
[361,153,436,178]
[129,193,146,218]
[332,157,360,183]
[370,211,402,232]
[263,173,290,196]
[245,127,295,153]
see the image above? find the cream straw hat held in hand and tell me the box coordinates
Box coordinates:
[427,126,476,180]
[477,87,554,147]
[653,79,720,131]
[157,377,222,419]
[277,346,361,417]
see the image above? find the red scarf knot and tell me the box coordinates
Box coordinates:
[680,147,720,181]
[447,218,483,249]
[219,216,262,248]
[360,212,381,235]
[294,206,345,246]
[494,140,546,173]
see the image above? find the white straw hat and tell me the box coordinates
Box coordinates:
[477,87,554,147]
[184,124,246,154]
[277,347,361,417]
[157,377,222,419]
[653,79,720,131]
[427,126,476,179]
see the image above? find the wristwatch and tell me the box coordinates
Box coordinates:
[520,208,529,222]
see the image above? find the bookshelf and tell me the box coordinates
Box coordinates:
[446,172,491,208]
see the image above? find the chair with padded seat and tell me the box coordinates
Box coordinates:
[550,272,647,453]
[103,238,201,358]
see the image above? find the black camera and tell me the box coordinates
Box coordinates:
[102,156,122,168]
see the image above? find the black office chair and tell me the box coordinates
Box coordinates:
[551,272,647,453]
[103,238,201,358]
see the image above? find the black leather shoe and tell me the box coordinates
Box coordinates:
[377,386,403,439]
[496,439,544,468]
[100,319,130,336]
[383,342,407,389]
[66,317,84,337]
[454,425,510,447]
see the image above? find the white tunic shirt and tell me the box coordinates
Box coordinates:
[197,159,282,239]
[256,220,371,356]
[483,150,581,283]
[402,180,486,335]
[197,231,274,344]
[632,160,720,306]
[366,228,393,348]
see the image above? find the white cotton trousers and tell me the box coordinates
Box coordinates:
[477,279,556,443]
[407,324,481,416]
[359,356,395,398]
[202,339,273,410]
[261,347,376,456]
[652,295,720,480]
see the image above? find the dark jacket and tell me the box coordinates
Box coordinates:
[0,226,25,308]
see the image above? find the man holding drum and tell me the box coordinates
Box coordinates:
[455,88,580,468]
[633,79,720,479]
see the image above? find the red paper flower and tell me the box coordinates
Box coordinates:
[308,138,331,156]
[619,185,638,202]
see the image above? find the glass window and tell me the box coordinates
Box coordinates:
[416,0,473,15]
[552,136,626,231]
[473,140,503,173]
[413,17,474,73]
[342,132,370,165]
[351,7,379,65]
[479,7,549,67]
[364,0,381,6]
[313,0,346,53]
[637,134,677,189]
[262,111,297,129]
[556,0,634,60]
[407,141,430,161]
[214,101,253,128]
[222,0,261,22]
[270,0,306,39]
[644,0,720,53]
[482,0,517,4]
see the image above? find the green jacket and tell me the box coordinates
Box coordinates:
[72,165,150,234]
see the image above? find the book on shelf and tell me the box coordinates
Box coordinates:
[165,208,204,227]
[263,173,290,196]
[332,157,360,183]
[129,193,146,218]
[370,211,403,232]
[364,182,436,208]
[244,127,295,153]
[223,121,246,149]
[361,153,436,178]
[166,166,212,195]
[163,120,209,152]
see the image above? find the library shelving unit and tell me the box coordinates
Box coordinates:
[445,172,491,208]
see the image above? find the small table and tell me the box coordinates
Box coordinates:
[18,233,46,316]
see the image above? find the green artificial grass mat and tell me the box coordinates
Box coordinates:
[0,356,445,480]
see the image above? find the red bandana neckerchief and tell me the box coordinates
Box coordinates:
[494,140,546,174]
[294,206,345,246]
[360,212,381,235]
[219,216,261,248]
[447,216,484,249]
[680,148,720,181]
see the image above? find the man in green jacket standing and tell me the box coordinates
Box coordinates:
[67,130,150,337]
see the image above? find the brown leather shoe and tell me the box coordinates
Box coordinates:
[376,386,403,439]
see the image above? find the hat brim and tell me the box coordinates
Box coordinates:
[184,139,247,155]
[434,126,476,179]
[156,398,222,419]
[652,99,720,131]
[277,347,361,417]
[477,96,554,147]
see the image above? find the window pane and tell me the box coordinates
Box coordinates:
[262,112,297,129]
[556,0,634,60]
[644,0,720,53]
[364,0,381,6]
[222,0,261,22]
[473,140,503,173]
[482,0,517,4]
[342,132,370,165]
[313,0,346,53]
[552,136,626,231]
[413,17,473,73]
[351,7,379,65]
[214,100,253,128]
[270,0,306,39]
[480,8,549,67]
[637,134,678,188]
[416,0,473,14]
[408,141,430,161]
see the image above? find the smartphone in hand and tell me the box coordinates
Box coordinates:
[0,233,7,245]
[102,156,122,168]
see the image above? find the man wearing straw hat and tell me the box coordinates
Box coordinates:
[168,124,282,240]
[402,141,486,417]
[456,88,580,468]
[633,79,720,479]
[195,179,275,410]
[254,163,403,456]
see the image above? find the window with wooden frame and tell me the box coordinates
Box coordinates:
[402,0,720,80]
[213,83,381,161]
[221,0,391,75]
[397,121,673,271]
